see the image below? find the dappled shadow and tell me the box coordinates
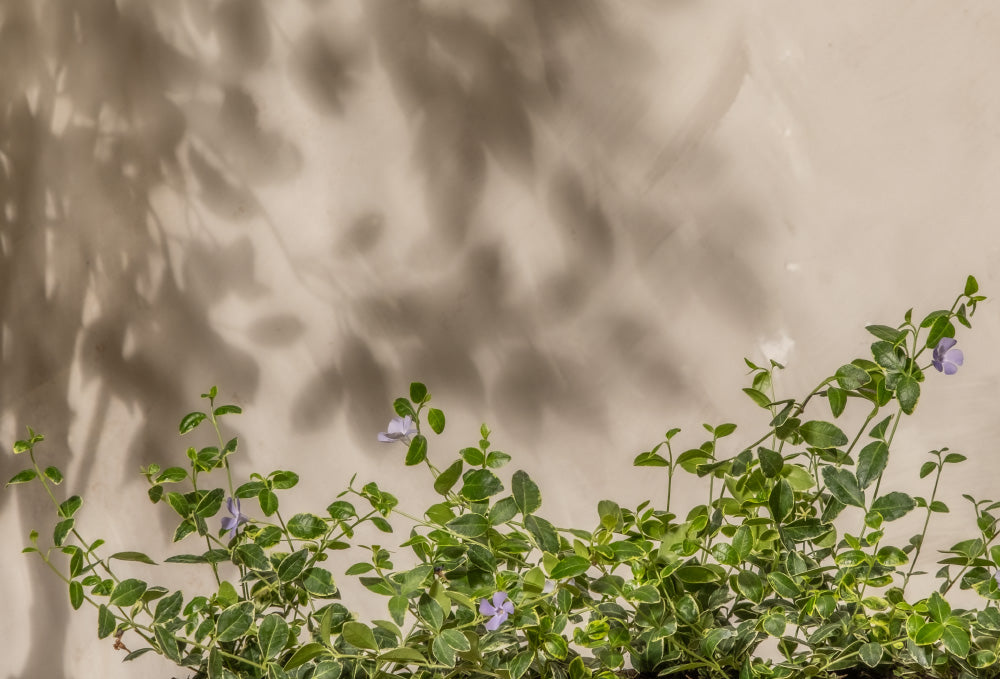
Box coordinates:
[0,1,298,676]
[291,1,773,445]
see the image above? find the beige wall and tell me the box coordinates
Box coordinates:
[2,2,999,677]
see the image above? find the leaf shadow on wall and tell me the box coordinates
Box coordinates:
[293,1,775,448]
[0,1,297,676]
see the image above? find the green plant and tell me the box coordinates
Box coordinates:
[9,276,1000,679]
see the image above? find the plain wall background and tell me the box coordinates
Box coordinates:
[2,2,1000,677]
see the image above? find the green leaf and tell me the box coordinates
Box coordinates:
[213,404,242,416]
[971,650,997,669]
[52,518,74,547]
[285,642,328,670]
[58,495,82,518]
[216,602,253,642]
[393,398,415,418]
[194,488,225,518]
[43,466,64,485]
[326,500,356,520]
[259,614,290,659]
[432,635,456,667]
[157,467,188,483]
[259,489,279,516]
[69,580,84,610]
[110,551,157,565]
[461,469,503,502]
[914,621,944,646]
[926,315,954,349]
[757,448,783,479]
[277,549,309,582]
[859,642,883,667]
[379,647,426,663]
[768,478,794,522]
[767,572,800,598]
[525,515,560,553]
[965,274,979,296]
[409,382,428,403]
[875,546,908,566]
[405,435,428,466]
[440,628,471,651]
[164,553,207,564]
[762,612,786,638]
[736,571,764,603]
[109,579,147,607]
[826,387,846,417]
[856,441,888,489]
[460,447,484,465]
[489,496,518,525]
[633,451,669,467]
[97,604,115,639]
[302,567,338,597]
[230,543,269,571]
[800,421,848,449]
[512,470,542,515]
[428,408,445,434]
[926,591,951,623]
[154,624,181,663]
[433,460,463,495]
[446,513,488,538]
[836,363,873,390]
[165,492,190,518]
[509,650,534,679]
[897,375,920,415]
[822,466,865,508]
[866,325,906,344]
[311,661,343,679]
[549,555,590,579]
[418,593,444,630]
[388,595,407,626]
[270,471,299,490]
[287,513,327,539]
[486,451,511,468]
[743,387,772,408]
[154,591,183,623]
[733,526,754,560]
[179,412,207,434]
[341,621,378,650]
[871,492,916,522]
[6,468,37,486]
[675,565,721,583]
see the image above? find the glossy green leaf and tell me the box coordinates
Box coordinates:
[897,375,920,415]
[69,580,83,610]
[302,567,338,597]
[446,513,488,538]
[58,495,82,518]
[379,647,425,663]
[428,408,445,434]
[341,622,378,650]
[434,460,463,495]
[109,579,147,607]
[768,478,794,522]
[405,435,428,466]
[800,421,848,449]
[871,492,916,521]
[110,551,157,565]
[856,441,888,489]
[154,625,181,663]
[179,412,207,434]
[216,602,253,642]
[826,387,846,417]
[822,466,865,508]
[312,661,343,679]
[277,549,309,582]
[259,614,290,659]
[285,642,328,670]
[512,470,542,515]
[97,604,115,639]
[153,591,183,623]
[549,555,590,579]
[767,572,799,598]
[287,513,327,540]
[259,489,278,516]
[213,404,242,416]
[914,621,943,646]
[461,469,503,502]
[525,515,560,553]
[6,469,36,486]
[675,565,721,583]
[270,471,299,490]
[859,642,883,667]
[836,363,872,389]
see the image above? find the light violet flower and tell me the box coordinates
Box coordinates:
[995,570,1000,588]
[378,415,417,444]
[221,497,249,540]
[479,591,514,631]
[932,337,964,375]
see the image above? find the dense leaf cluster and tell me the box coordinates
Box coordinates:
[9,277,1000,679]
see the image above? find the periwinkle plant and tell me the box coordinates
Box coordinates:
[7,276,1000,679]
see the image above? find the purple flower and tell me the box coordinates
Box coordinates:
[479,591,514,631]
[378,415,417,444]
[221,497,248,540]
[932,338,964,375]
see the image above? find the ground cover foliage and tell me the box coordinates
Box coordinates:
[10,277,1000,679]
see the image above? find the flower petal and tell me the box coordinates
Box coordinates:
[479,598,495,616]
[947,348,964,366]
[226,497,236,515]
[484,614,502,631]
[492,591,508,608]
[936,337,957,352]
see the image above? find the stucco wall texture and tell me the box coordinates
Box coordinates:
[2,2,1000,677]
